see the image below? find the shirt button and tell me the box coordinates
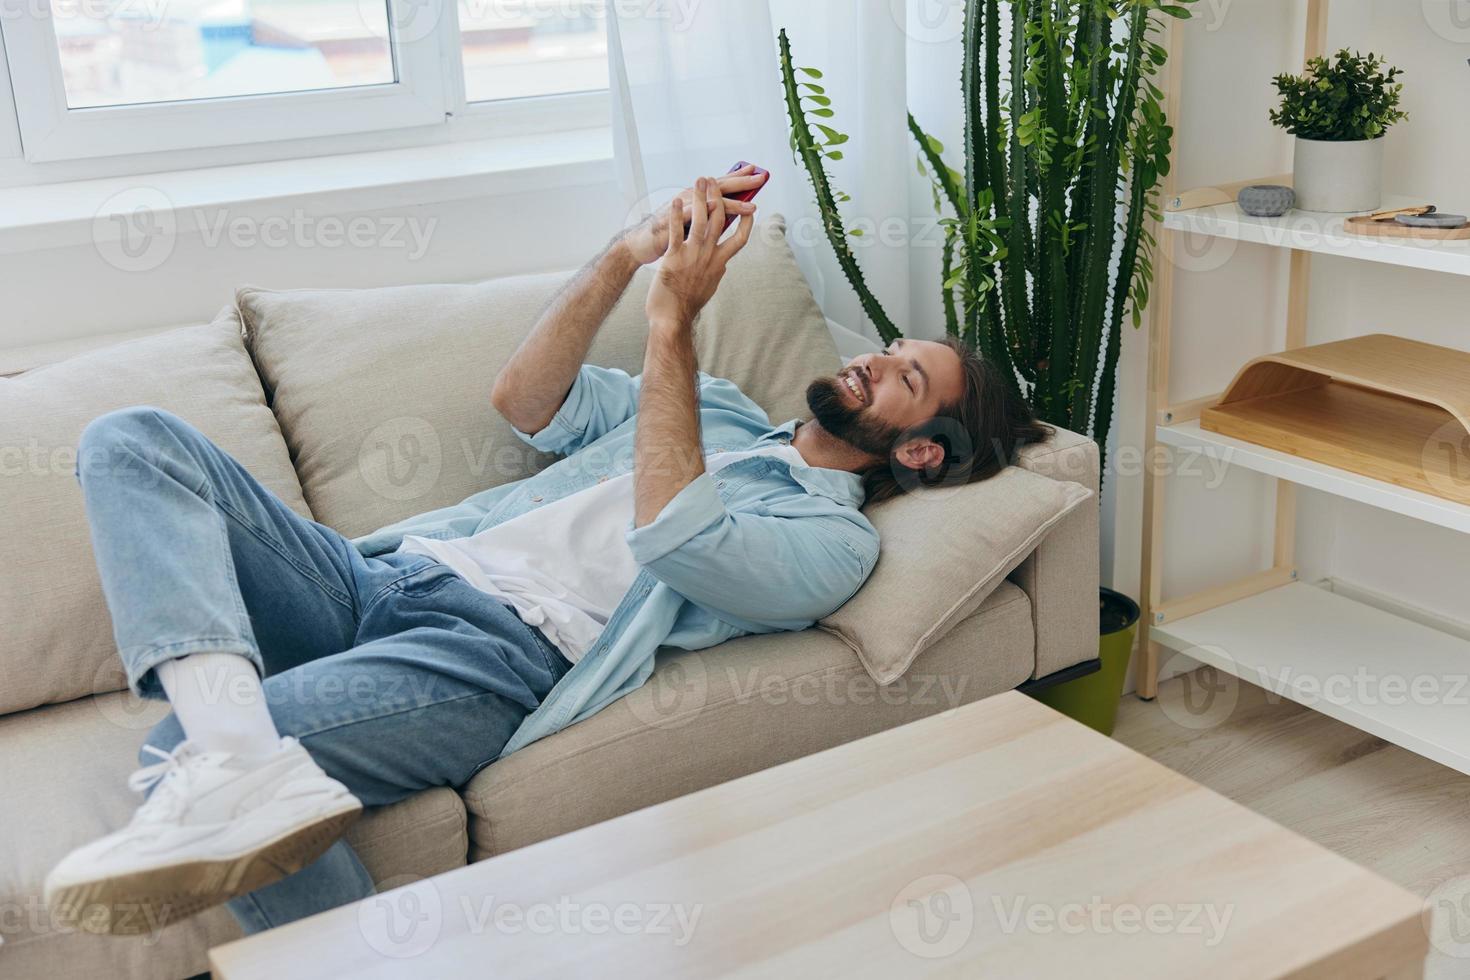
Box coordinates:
[531,495,543,502]
[597,476,608,484]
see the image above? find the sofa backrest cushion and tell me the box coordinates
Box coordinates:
[238,214,839,538]
[0,309,311,715]
[820,465,1093,685]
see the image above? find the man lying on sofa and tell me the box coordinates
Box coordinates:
[46,167,1049,937]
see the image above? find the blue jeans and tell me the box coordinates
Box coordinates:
[75,407,572,934]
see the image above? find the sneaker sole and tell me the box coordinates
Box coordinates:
[49,801,362,936]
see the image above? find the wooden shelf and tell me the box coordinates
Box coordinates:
[1161,194,1470,277]
[1201,334,1470,507]
[1164,172,1291,212]
[1157,420,1470,535]
[1152,581,1470,776]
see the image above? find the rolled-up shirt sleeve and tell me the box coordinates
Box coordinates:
[623,473,726,565]
[626,485,878,630]
[511,364,642,456]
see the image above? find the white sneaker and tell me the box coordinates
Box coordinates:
[44,737,362,936]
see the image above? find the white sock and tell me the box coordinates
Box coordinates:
[156,652,282,762]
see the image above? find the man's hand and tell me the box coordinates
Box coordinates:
[632,177,755,529]
[621,166,765,267]
[645,176,756,329]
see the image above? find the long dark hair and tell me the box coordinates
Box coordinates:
[861,337,1052,504]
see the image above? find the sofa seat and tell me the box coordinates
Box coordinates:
[0,693,470,980]
[463,582,1035,860]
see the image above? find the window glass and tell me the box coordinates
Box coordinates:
[50,0,396,109]
[458,0,607,103]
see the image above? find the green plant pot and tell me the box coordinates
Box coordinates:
[1028,588,1140,737]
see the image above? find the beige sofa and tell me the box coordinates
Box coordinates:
[0,220,1099,979]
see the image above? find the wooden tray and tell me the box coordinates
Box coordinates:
[1343,214,1470,240]
[1201,334,1470,505]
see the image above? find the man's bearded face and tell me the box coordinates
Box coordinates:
[805,374,905,458]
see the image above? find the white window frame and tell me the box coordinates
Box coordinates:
[0,20,23,161]
[0,0,610,165]
[4,0,451,162]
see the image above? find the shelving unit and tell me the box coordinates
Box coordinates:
[1163,194,1470,278]
[1138,1,1470,776]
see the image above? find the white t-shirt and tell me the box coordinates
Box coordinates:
[398,444,805,663]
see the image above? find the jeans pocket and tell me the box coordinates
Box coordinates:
[385,558,458,598]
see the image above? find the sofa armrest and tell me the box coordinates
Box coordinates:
[1010,426,1100,678]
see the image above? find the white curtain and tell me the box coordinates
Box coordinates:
[607,0,910,350]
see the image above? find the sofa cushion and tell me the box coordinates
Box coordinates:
[238,213,840,538]
[821,465,1093,685]
[0,692,468,979]
[0,310,311,715]
[461,582,1033,860]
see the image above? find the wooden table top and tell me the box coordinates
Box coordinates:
[211,692,1428,979]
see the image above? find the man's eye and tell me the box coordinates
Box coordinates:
[903,375,914,393]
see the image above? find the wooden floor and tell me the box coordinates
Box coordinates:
[1114,668,1470,980]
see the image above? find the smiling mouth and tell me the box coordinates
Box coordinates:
[841,370,867,404]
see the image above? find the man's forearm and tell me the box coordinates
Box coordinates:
[633,318,704,528]
[490,236,642,434]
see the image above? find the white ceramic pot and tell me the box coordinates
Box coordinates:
[1291,136,1384,212]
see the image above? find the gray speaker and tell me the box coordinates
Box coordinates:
[1237,185,1295,218]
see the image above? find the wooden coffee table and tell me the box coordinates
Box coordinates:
[211,692,1428,978]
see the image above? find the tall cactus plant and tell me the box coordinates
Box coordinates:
[778,0,1193,477]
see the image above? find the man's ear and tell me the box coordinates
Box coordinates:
[893,437,945,473]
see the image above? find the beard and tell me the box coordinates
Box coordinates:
[805,376,905,458]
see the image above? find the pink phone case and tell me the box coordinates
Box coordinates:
[723,161,769,230]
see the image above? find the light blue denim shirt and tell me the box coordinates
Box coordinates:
[352,365,880,756]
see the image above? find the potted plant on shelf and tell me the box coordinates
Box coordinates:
[778,0,1194,735]
[1270,49,1407,213]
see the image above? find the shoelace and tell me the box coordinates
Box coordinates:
[127,742,199,821]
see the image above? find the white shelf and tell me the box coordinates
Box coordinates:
[1153,582,1470,776]
[1162,195,1470,277]
[1157,419,1470,536]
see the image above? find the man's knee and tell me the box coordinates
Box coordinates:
[80,406,187,452]
[77,406,195,483]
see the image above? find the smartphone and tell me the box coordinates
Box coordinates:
[679,163,770,236]
[723,161,769,230]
